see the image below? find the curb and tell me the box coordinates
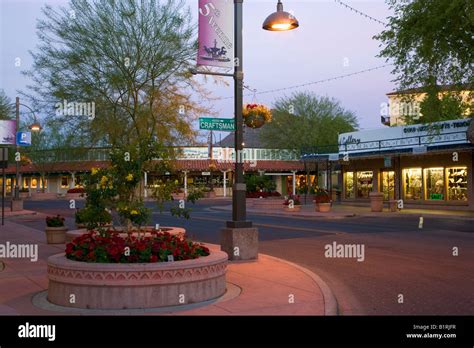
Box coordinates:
[260,253,338,316]
[210,206,355,219]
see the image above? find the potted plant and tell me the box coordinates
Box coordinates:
[242,104,272,128]
[45,215,67,244]
[314,189,331,212]
[283,194,301,212]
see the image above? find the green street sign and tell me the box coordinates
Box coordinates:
[199,117,235,131]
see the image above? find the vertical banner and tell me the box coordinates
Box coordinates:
[0,120,16,145]
[198,0,233,69]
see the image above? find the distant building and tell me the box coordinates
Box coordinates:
[381,85,472,126]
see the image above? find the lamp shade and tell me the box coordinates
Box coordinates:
[262,1,299,31]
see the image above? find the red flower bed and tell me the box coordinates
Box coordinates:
[246,191,281,198]
[67,187,85,194]
[66,230,210,263]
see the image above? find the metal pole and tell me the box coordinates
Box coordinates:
[14,97,20,200]
[2,161,5,226]
[228,0,250,228]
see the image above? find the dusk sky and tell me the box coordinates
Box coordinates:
[0,0,395,140]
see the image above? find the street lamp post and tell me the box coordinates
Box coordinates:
[13,97,41,201]
[220,0,299,261]
[195,0,298,261]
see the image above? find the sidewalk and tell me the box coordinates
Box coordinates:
[212,203,474,220]
[0,220,335,315]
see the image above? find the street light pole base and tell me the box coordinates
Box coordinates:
[220,227,258,261]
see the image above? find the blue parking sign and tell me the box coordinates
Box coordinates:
[16,132,32,146]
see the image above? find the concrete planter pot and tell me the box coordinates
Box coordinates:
[253,198,285,210]
[284,205,301,212]
[317,203,331,213]
[47,247,228,309]
[66,226,186,243]
[45,226,68,244]
[369,192,384,212]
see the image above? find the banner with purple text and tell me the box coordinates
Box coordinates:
[198,0,233,69]
[0,120,16,145]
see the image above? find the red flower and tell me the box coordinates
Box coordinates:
[150,255,158,262]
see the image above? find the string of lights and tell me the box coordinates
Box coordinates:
[334,0,387,26]
[210,64,392,101]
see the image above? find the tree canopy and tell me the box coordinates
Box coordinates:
[259,92,358,153]
[23,0,208,150]
[0,90,14,120]
[375,0,473,123]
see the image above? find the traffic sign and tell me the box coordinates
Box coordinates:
[16,132,32,146]
[199,118,234,131]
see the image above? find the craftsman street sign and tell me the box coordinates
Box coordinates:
[199,118,235,131]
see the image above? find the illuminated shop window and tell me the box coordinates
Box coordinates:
[356,171,373,198]
[403,168,422,200]
[31,178,38,189]
[382,171,395,201]
[446,167,468,201]
[61,176,69,188]
[424,168,444,200]
[344,171,355,198]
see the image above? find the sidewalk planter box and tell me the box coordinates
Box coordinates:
[19,192,29,199]
[317,203,331,213]
[284,205,301,212]
[10,199,23,212]
[65,226,186,243]
[66,193,84,200]
[45,226,68,244]
[47,247,228,309]
[204,191,216,198]
[369,192,384,212]
[253,197,285,210]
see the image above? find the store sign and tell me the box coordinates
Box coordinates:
[201,172,211,176]
[197,0,233,68]
[199,117,235,131]
[430,193,443,200]
[412,146,427,154]
[0,120,16,145]
[338,119,470,154]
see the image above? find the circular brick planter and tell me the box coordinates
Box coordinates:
[47,247,228,309]
[65,226,186,243]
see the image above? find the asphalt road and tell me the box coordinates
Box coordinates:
[9,198,474,315]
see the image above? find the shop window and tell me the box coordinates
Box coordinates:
[356,171,373,198]
[40,178,48,189]
[31,178,38,189]
[382,171,395,201]
[23,178,30,188]
[446,167,468,201]
[61,176,69,188]
[424,168,444,200]
[403,168,422,200]
[344,172,355,198]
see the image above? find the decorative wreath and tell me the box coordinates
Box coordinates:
[242,104,272,128]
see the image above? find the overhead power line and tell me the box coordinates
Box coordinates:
[210,64,392,101]
[334,0,387,26]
